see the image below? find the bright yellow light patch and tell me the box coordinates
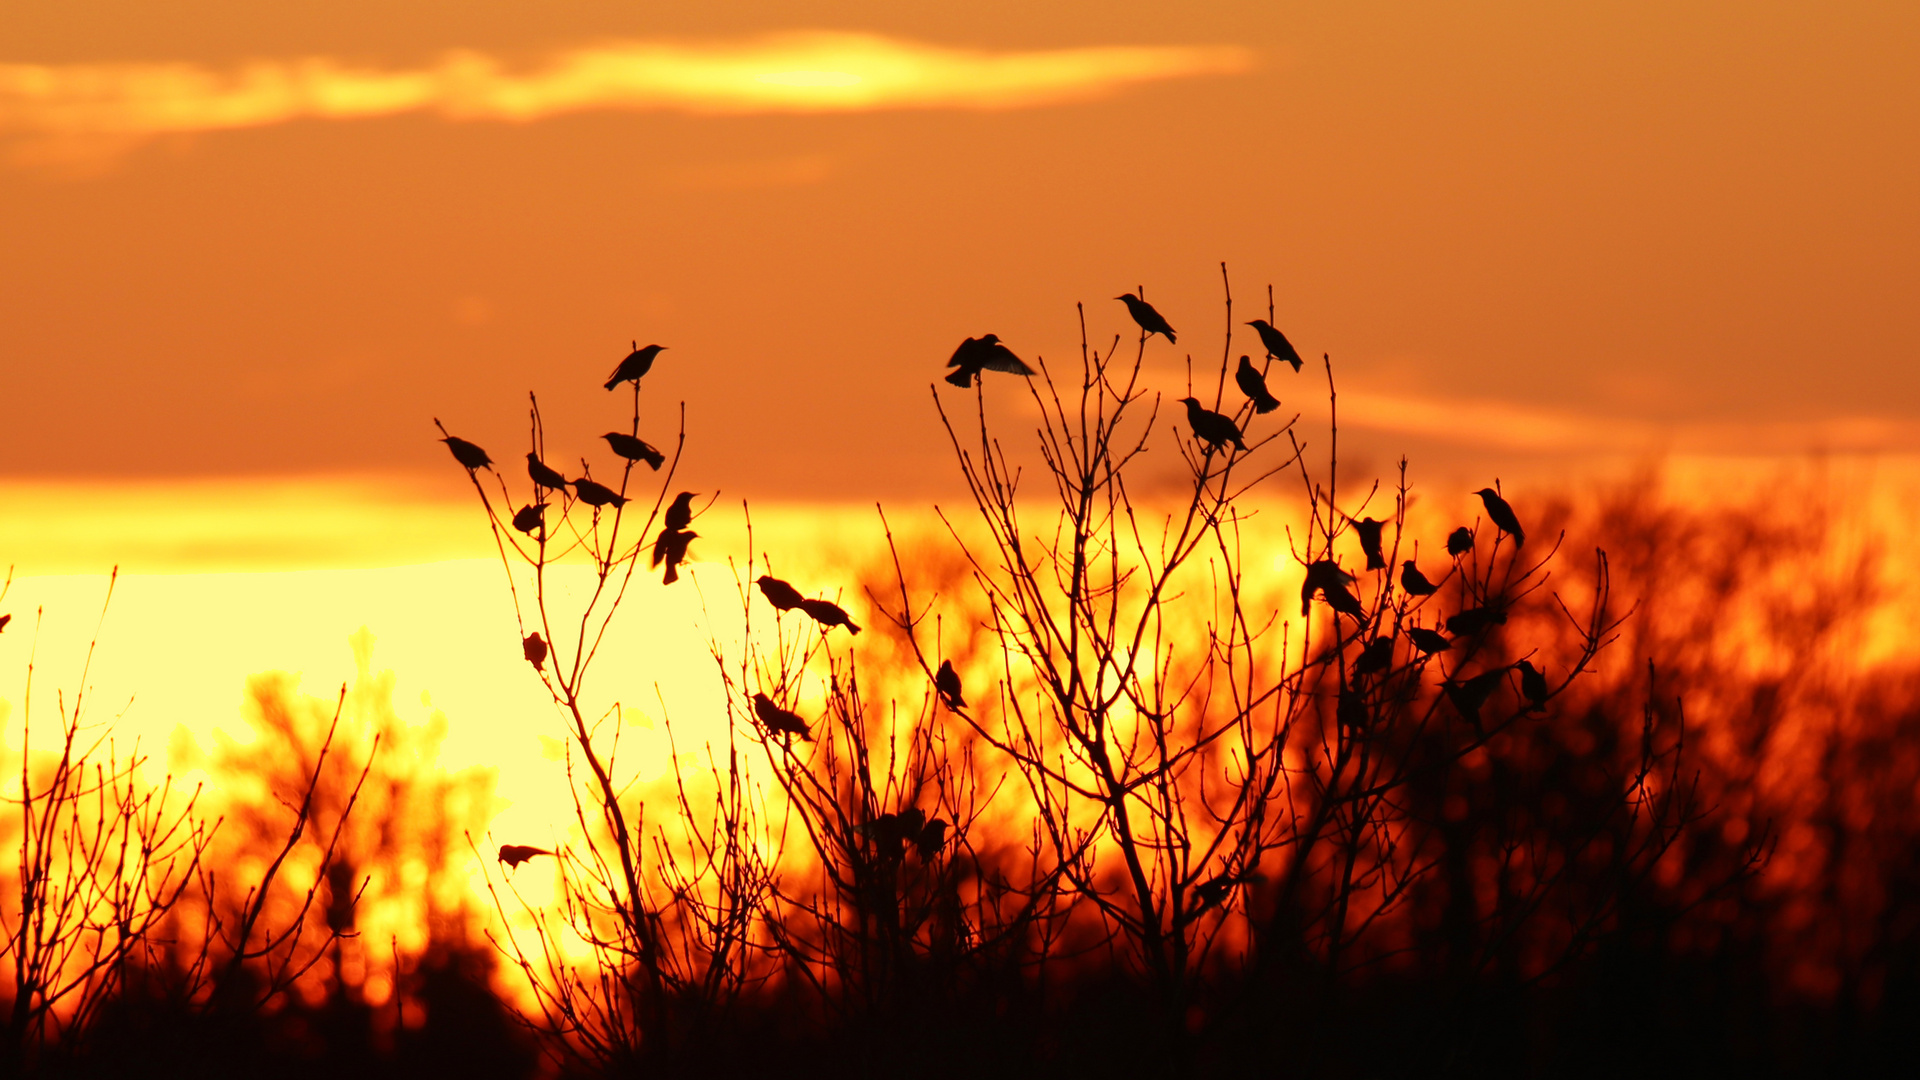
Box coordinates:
[0,32,1255,143]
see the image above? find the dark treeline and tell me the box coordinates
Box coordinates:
[5,282,1918,1078]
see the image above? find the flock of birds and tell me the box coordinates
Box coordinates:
[438,295,1542,873]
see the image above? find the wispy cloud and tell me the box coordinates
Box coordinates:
[0,32,1253,140]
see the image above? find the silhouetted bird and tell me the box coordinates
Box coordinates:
[1445,667,1510,725]
[522,632,547,671]
[1352,637,1394,676]
[602,432,665,470]
[439,430,494,471]
[1406,627,1452,655]
[1400,561,1438,596]
[1300,560,1359,617]
[799,598,861,634]
[935,660,966,709]
[605,342,666,391]
[1235,356,1282,413]
[1446,527,1475,556]
[664,491,696,532]
[1446,605,1508,637]
[1244,319,1304,372]
[916,818,949,859]
[1193,872,1254,915]
[512,503,546,536]
[652,529,695,584]
[752,692,812,740]
[527,453,570,491]
[498,844,553,869]
[1474,487,1525,546]
[0,614,9,634]
[1351,517,1387,571]
[1515,659,1548,712]
[573,478,628,508]
[756,575,806,611]
[1116,293,1177,342]
[944,334,1035,388]
[1179,397,1246,451]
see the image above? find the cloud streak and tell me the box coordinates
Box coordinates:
[0,32,1253,138]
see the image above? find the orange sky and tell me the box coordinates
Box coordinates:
[3,0,1916,503]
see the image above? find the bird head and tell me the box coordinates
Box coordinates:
[978,333,1001,344]
[1245,319,1267,330]
[1473,487,1499,498]
[1179,396,1202,410]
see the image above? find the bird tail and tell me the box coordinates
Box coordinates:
[641,450,664,470]
[604,375,621,391]
[943,367,976,389]
[664,563,679,585]
[847,620,862,634]
[1255,392,1281,414]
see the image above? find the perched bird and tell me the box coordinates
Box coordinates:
[1179,397,1247,451]
[756,575,806,611]
[1446,527,1475,557]
[498,844,553,870]
[1352,636,1395,676]
[1244,319,1304,372]
[916,818,950,859]
[935,660,966,709]
[522,632,548,671]
[573,478,628,508]
[664,491,696,532]
[1193,872,1255,916]
[1337,683,1369,735]
[1515,659,1549,712]
[944,334,1035,388]
[1474,487,1526,546]
[601,432,665,470]
[652,529,696,584]
[1351,517,1387,571]
[752,693,811,740]
[1406,627,1452,655]
[1446,606,1508,637]
[1444,667,1511,725]
[438,430,494,472]
[799,597,861,634]
[1235,356,1282,413]
[1400,561,1439,596]
[605,342,666,391]
[527,453,570,491]
[1300,560,1360,617]
[1116,293,1177,342]
[511,503,546,536]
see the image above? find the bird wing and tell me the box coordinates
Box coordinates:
[977,342,1034,375]
[946,337,981,368]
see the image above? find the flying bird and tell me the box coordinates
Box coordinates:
[944,334,1035,388]
[1400,561,1439,596]
[1515,659,1549,712]
[1446,527,1475,557]
[438,429,493,472]
[1352,637,1395,676]
[522,632,547,671]
[498,844,553,870]
[1445,667,1511,725]
[605,342,666,391]
[751,692,812,741]
[573,478,628,508]
[1232,355,1282,414]
[511,504,546,536]
[652,529,696,584]
[1350,517,1388,571]
[1244,319,1304,372]
[601,432,665,470]
[1474,487,1526,546]
[1300,560,1361,618]
[1179,397,1247,451]
[1116,293,1177,342]
[799,598,861,634]
[1406,627,1452,655]
[664,491,696,532]
[935,660,966,710]
[526,453,570,491]
[756,575,806,611]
